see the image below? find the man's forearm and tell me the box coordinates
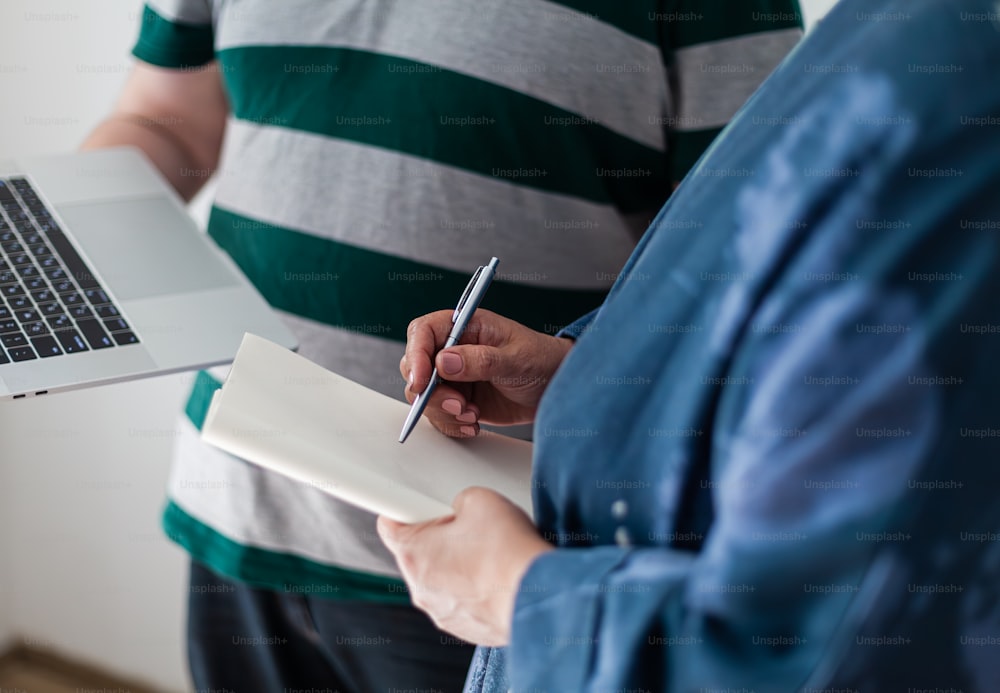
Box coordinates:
[81,113,212,202]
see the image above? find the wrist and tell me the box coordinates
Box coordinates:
[495,536,553,634]
[549,336,574,371]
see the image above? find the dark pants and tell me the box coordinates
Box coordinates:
[187,560,475,693]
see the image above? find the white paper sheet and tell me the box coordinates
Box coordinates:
[201,333,534,523]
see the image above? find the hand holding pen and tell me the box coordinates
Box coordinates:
[399,258,500,442]
[399,259,575,441]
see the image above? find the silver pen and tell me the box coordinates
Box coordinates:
[398,257,500,443]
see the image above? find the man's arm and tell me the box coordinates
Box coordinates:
[81,61,227,201]
[661,0,803,183]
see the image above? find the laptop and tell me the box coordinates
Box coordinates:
[0,147,297,400]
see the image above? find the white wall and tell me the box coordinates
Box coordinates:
[0,378,194,692]
[0,1,191,690]
[0,0,837,690]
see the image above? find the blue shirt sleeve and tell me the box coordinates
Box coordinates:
[505,2,1000,676]
[484,0,1000,688]
[555,309,599,340]
[509,251,944,689]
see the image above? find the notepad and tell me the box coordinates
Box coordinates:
[201,333,535,523]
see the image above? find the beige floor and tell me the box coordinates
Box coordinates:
[0,646,162,693]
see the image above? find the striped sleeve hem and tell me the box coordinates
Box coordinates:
[132,5,215,69]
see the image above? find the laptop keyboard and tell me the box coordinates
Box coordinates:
[0,177,138,365]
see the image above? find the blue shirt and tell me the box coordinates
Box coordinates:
[467,0,1000,690]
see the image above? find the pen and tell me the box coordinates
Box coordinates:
[399,257,500,443]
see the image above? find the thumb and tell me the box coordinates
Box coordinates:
[436,344,512,384]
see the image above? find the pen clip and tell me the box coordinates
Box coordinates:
[452,265,484,322]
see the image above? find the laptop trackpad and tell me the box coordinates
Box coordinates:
[55,197,241,301]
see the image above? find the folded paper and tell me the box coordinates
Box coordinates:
[201,333,534,523]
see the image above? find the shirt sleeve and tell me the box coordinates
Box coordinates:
[659,0,804,180]
[506,187,1000,689]
[555,309,599,340]
[132,1,215,69]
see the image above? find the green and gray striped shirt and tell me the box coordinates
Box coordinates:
[135,0,802,601]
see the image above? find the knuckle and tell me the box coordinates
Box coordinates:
[411,591,430,611]
[431,420,463,438]
[478,346,501,373]
[406,318,422,340]
[459,486,490,505]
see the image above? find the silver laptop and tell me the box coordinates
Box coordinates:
[0,147,297,399]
